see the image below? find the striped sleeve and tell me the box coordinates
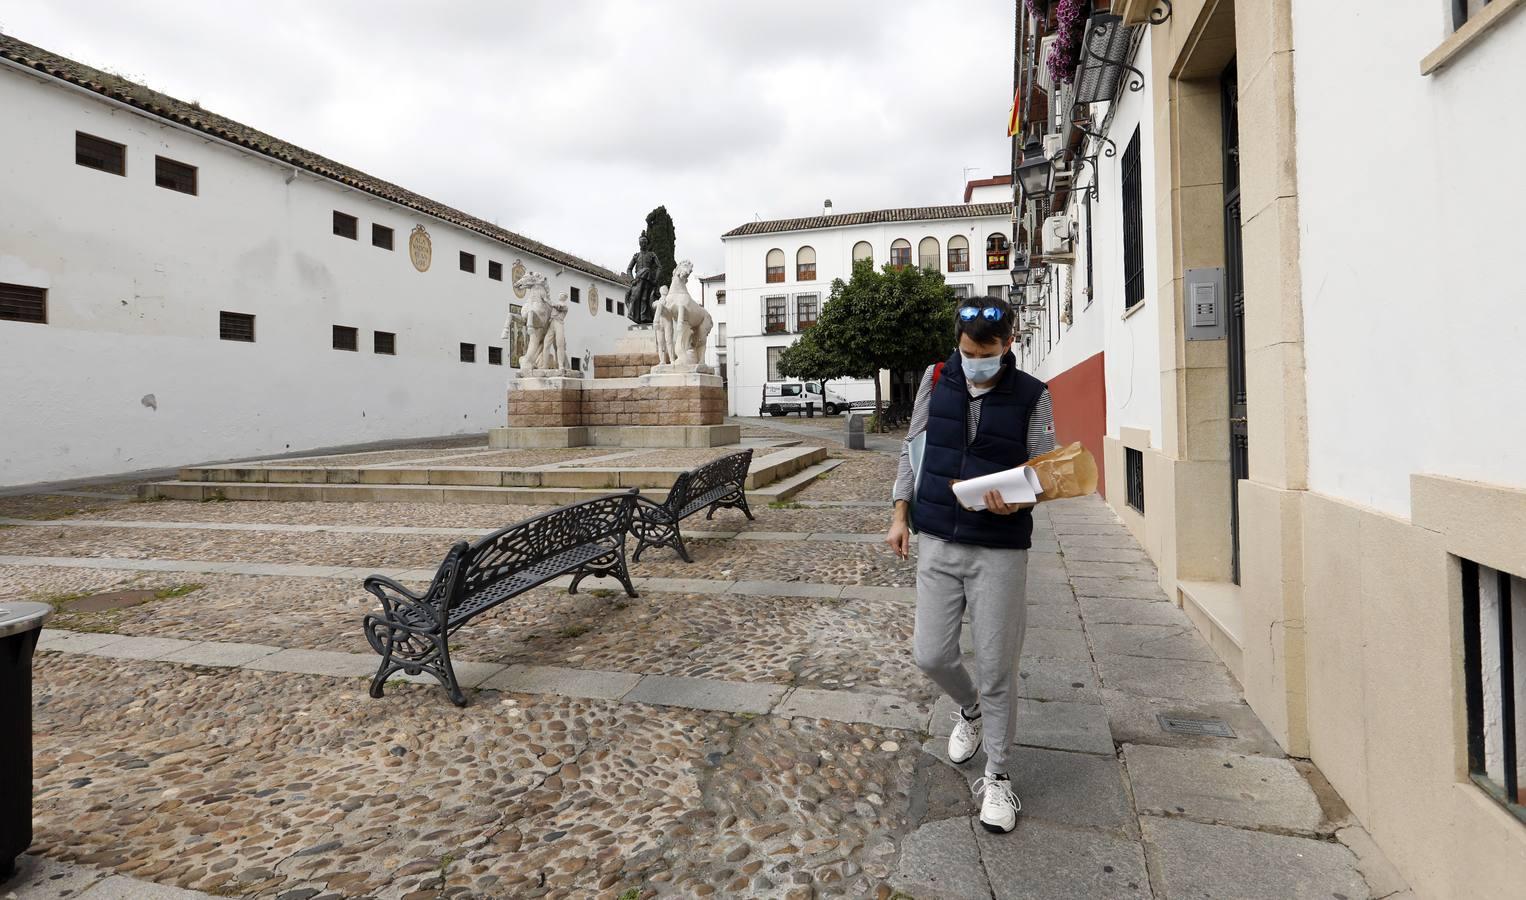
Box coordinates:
[1027,389,1056,455]
[892,365,937,503]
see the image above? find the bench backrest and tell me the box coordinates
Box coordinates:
[664,449,753,518]
[445,490,636,605]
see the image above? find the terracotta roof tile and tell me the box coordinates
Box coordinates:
[0,33,628,284]
[722,202,1014,238]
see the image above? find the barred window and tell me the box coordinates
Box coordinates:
[764,296,788,334]
[372,223,394,250]
[154,156,197,195]
[333,211,357,239]
[890,239,912,270]
[75,132,125,175]
[919,236,940,271]
[332,325,358,351]
[1122,127,1145,309]
[796,294,819,330]
[948,235,970,272]
[219,311,255,342]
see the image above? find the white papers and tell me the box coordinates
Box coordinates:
[952,466,1044,511]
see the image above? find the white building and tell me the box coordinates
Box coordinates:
[695,272,727,377]
[0,34,631,487]
[719,202,1015,416]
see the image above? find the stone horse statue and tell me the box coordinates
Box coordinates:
[508,271,568,369]
[654,260,713,367]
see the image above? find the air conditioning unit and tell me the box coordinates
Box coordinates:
[1041,214,1075,258]
[1043,134,1065,160]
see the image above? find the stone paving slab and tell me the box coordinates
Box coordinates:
[977,819,1151,900]
[1026,602,1084,631]
[156,641,282,667]
[1099,689,1285,758]
[1017,658,1103,703]
[1095,653,1243,704]
[924,740,1135,836]
[243,648,378,677]
[82,636,199,661]
[1023,626,1093,661]
[395,660,506,689]
[775,687,929,731]
[1079,595,1192,627]
[1026,581,1079,607]
[1124,743,1324,834]
[1070,575,1169,601]
[1015,698,1116,756]
[35,629,128,653]
[1141,817,1368,900]
[889,816,991,900]
[479,663,641,700]
[839,584,916,604]
[1062,544,1151,564]
[728,579,844,599]
[1063,560,1162,582]
[622,674,787,714]
[1087,622,1219,663]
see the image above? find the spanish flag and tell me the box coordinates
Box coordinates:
[1006,86,1021,137]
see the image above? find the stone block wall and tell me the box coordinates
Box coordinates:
[508,383,724,427]
[505,386,582,428]
[593,353,659,378]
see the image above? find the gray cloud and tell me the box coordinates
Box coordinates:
[4,0,1016,275]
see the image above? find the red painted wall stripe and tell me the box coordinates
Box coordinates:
[1042,352,1107,499]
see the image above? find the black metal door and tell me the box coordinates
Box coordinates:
[1222,60,1249,584]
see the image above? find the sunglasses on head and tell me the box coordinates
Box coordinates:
[958,305,1004,322]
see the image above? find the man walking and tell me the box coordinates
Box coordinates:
[886,294,1054,833]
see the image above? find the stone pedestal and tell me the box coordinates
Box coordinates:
[495,366,734,448]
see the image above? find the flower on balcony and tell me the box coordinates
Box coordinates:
[1046,0,1088,84]
[1024,0,1046,18]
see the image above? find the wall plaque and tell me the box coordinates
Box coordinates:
[588,284,599,317]
[511,260,527,298]
[408,225,432,272]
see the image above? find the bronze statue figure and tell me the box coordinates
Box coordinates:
[624,231,661,325]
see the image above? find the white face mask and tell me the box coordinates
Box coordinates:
[960,351,1003,384]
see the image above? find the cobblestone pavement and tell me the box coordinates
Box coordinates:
[3,425,1409,899]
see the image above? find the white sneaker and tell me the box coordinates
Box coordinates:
[973,775,1020,833]
[947,710,981,764]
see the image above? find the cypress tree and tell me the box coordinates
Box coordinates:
[644,205,677,292]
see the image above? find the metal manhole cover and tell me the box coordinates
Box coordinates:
[1156,714,1236,738]
[63,589,158,612]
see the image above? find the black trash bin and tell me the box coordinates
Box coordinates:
[0,601,50,880]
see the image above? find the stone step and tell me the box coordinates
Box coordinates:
[142,456,843,506]
[173,447,826,491]
[1178,579,1246,682]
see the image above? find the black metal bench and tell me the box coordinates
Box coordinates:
[362,490,638,706]
[630,449,754,562]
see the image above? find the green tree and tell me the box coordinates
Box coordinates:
[644,205,677,292]
[781,259,956,430]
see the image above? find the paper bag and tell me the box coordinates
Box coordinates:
[1023,441,1099,502]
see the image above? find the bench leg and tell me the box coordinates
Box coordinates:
[570,548,641,598]
[706,490,755,522]
[363,615,467,706]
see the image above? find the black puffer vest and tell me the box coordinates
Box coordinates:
[911,350,1047,549]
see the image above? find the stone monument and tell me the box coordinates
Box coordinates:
[651,260,714,373]
[623,230,661,325]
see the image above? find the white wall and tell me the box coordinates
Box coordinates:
[1027,31,1161,448]
[967,181,1014,203]
[0,66,628,486]
[1292,1,1526,516]
[722,213,1014,415]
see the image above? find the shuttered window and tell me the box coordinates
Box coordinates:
[154,156,197,195]
[333,211,358,239]
[489,260,502,281]
[489,346,503,365]
[75,132,125,175]
[219,311,255,342]
[0,283,47,324]
[333,325,358,351]
[460,342,476,363]
[374,331,396,355]
[570,286,581,304]
[372,224,394,250]
[460,251,476,273]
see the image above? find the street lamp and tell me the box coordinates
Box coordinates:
[1016,137,1053,202]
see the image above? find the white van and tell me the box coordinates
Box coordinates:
[760,380,848,417]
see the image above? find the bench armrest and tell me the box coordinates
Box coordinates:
[363,573,444,625]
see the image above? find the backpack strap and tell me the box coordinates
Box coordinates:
[932,361,945,388]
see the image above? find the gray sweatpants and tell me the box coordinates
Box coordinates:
[913,534,1029,775]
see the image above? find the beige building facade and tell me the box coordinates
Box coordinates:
[1096,1,1526,896]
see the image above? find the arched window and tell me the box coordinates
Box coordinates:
[948,235,970,272]
[796,246,816,281]
[918,237,940,271]
[889,239,912,270]
[986,233,1010,270]
[852,241,873,266]
[766,248,786,283]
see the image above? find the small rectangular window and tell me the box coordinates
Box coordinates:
[767,346,784,381]
[460,251,476,273]
[796,294,819,331]
[570,357,582,372]
[75,132,125,175]
[374,331,396,355]
[764,296,788,334]
[606,296,614,312]
[154,156,197,195]
[333,211,358,239]
[488,260,502,281]
[1122,127,1145,310]
[333,325,358,351]
[219,311,255,342]
[1461,557,1525,821]
[0,282,48,324]
[372,223,394,250]
[1125,447,1145,513]
[570,287,581,304]
[617,302,625,316]
[488,346,503,365]
[716,290,726,305]
[460,342,476,363]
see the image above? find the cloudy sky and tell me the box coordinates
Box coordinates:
[3,1,1017,275]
